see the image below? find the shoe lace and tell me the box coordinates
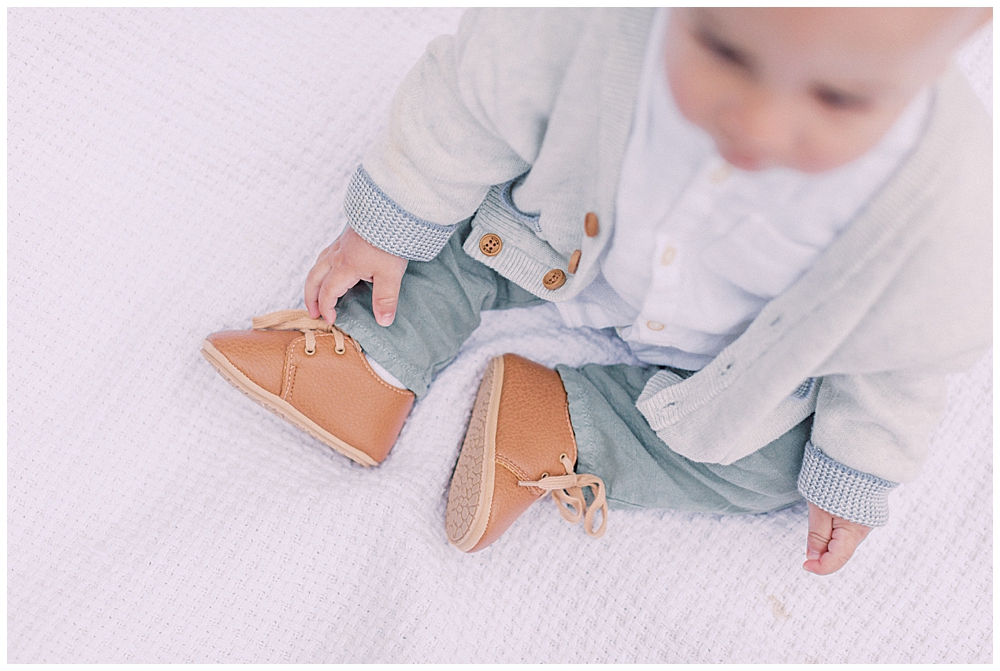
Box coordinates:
[251,309,345,356]
[518,453,608,538]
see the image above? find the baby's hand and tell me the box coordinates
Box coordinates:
[803,501,872,575]
[304,227,409,327]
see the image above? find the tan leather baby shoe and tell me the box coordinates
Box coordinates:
[201,309,414,466]
[445,353,608,552]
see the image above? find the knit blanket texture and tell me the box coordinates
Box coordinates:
[8,8,993,663]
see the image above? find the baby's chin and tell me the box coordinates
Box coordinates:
[717,145,769,172]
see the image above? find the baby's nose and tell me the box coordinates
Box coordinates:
[721,90,796,158]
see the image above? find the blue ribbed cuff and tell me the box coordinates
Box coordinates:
[797,441,898,527]
[344,165,459,262]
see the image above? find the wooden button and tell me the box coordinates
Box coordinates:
[568,249,581,274]
[479,233,502,257]
[584,212,599,237]
[542,268,566,290]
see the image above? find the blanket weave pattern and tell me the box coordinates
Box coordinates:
[8,9,992,663]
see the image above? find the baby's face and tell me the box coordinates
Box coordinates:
[664,8,988,173]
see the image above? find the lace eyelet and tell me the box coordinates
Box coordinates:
[304,346,316,356]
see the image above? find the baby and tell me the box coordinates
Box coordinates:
[202,8,992,574]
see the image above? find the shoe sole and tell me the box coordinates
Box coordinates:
[201,339,378,467]
[445,355,504,552]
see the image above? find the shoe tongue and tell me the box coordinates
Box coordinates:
[495,354,576,477]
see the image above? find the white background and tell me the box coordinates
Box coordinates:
[8,9,993,662]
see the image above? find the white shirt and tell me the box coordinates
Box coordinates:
[556,8,931,371]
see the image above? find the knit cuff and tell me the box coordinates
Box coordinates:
[797,441,898,527]
[344,165,459,262]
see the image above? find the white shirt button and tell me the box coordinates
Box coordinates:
[660,246,677,266]
[646,320,665,331]
[710,163,733,183]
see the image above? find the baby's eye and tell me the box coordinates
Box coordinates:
[812,86,871,111]
[695,29,750,70]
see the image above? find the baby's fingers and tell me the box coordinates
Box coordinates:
[316,263,365,325]
[806,529,864,575]
[805,542,851,575]
[304,245,335,319]
[371,263,406,327]
[805,502,834,563]
[804,542,839,575]
[803,502,871,575]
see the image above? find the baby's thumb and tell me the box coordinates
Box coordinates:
[371,266,404,327]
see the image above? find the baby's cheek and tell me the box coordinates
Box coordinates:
[795,124,886,173]
[665,63,710,132]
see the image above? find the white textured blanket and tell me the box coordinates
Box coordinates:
[8,9,992,663]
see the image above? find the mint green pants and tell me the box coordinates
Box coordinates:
[336,224,807,514]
